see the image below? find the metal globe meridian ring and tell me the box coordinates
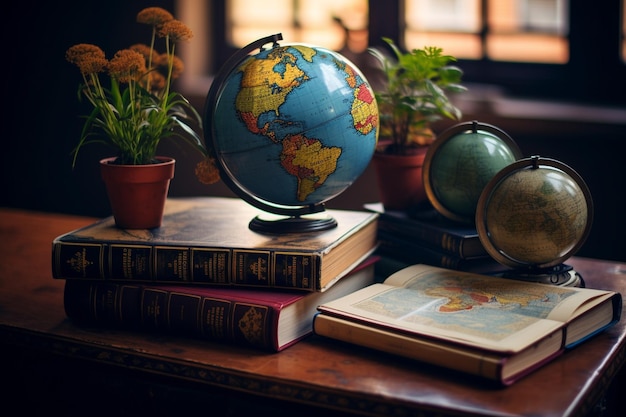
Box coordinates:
[475,155,594,270]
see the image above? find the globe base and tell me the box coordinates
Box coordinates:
[249,213,338,233]
[500,264,584,288]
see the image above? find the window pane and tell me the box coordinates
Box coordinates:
[405,0,481,32]
[404,0,482,59]
[404,0,569,63]
[227,0,368,51]
[227,0,293,46]
[487,0,568,63]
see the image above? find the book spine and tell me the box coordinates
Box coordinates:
[63,281,281,351]
[52,241,320,291]
[376,233,506,274]
[378,217,483,258]
[312,313,565,386]
[312,313,505,383]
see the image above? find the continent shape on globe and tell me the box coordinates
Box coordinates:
[482,166,589,266]
[212,43,378,207]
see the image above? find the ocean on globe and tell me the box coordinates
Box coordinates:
[209,39,378,210]
[423,121,522,223]
[476,156,593,269]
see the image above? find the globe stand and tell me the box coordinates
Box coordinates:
[249,212,337,233]
[500,263,585,288]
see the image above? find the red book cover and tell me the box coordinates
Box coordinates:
[64,256,377,351]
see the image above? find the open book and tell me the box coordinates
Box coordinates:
[313,264,622,385]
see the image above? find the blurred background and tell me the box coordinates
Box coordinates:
[4,0,625,261]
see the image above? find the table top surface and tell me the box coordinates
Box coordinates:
[1,206,625,417]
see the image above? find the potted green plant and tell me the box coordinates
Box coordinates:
[369,37,466,210]
[66,6,220,229]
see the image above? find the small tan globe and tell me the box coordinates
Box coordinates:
[476,156,593,269]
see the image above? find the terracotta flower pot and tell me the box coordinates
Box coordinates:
[100,156,175,229]
[372,147,428,211]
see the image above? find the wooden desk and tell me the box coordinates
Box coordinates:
[1,207,625,417]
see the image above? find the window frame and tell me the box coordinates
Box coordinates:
[207,0,625,106]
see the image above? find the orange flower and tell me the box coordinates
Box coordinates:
[195,157,221,185]
[65,44,107,75]
[158,20,193,42]
[107,49,146,83]
[129,43,158,63]
[136,7,173,26]
[149,71,167,91]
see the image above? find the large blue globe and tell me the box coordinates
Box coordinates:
[207,36,378,212]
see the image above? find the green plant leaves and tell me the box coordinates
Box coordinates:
[369,38,467,154]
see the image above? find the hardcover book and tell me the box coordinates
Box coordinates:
[64,257,378,352]
[314,264,622,385]
[376,230,507,275]
[364,202,487,259]
[52,197,379,292]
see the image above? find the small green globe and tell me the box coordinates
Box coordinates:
[476,156,593,269]
[423,121,522,223]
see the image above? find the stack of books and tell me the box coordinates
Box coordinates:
[364,202,507,275]
[52,196,380,352]
[52,197,623,385]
